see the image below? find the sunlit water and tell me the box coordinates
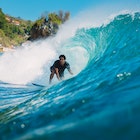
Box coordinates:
[0,12,140,140]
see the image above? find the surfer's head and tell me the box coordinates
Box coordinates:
[59,55,66,60]
[59,55,66,65]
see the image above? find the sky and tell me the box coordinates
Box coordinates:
[0,0,140,21]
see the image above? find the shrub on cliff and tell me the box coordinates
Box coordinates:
[29,11,70,40]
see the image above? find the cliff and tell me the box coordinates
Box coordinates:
[29,11,70,40]
[0,9,70,52]
[0,8,33,51]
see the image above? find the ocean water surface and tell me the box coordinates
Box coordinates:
[0,11,140,140]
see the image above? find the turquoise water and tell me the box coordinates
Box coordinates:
[0,12,140,140]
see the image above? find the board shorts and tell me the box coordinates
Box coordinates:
[50,66,64,79]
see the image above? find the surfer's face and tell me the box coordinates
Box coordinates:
[59,57,65,65]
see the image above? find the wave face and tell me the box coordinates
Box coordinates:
[0,12,140,140]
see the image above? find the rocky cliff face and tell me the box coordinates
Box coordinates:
[0,9,70,52]
[29,11,70,40]
[29,18,58,40]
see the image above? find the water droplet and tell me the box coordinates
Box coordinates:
[82,100,85,103]
[21,124,25,128]
[72,108,75,112]
[113,51,116,54]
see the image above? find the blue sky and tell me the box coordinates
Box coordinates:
[0,0,140,21]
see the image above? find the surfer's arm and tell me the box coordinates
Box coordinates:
[66,63,73,75]
[68,69,73,75]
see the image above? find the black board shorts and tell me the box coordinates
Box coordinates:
[50,66,64,78]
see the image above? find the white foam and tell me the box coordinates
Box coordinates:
[0,33,88,85]
[0,40,56,84]
[0,2,139,85]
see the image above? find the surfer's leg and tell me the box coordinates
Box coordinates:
[49,69,55,84]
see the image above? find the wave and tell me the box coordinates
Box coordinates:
[0,11,140,140]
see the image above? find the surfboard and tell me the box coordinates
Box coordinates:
[32,83,45,87]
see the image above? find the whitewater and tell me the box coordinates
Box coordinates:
[0,10,140,140]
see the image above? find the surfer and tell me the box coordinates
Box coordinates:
[49,55,73,84]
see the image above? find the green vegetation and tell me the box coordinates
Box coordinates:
[0,8,7,29]
[29,11,70,40]
[0,9,70,51]
[0,8,33,50]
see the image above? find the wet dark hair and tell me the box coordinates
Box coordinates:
[59,55,66,60]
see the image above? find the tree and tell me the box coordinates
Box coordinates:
[0,8,7,29]
[64,12,70,22]
[48,13,62,25]
[58,10,63,21]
